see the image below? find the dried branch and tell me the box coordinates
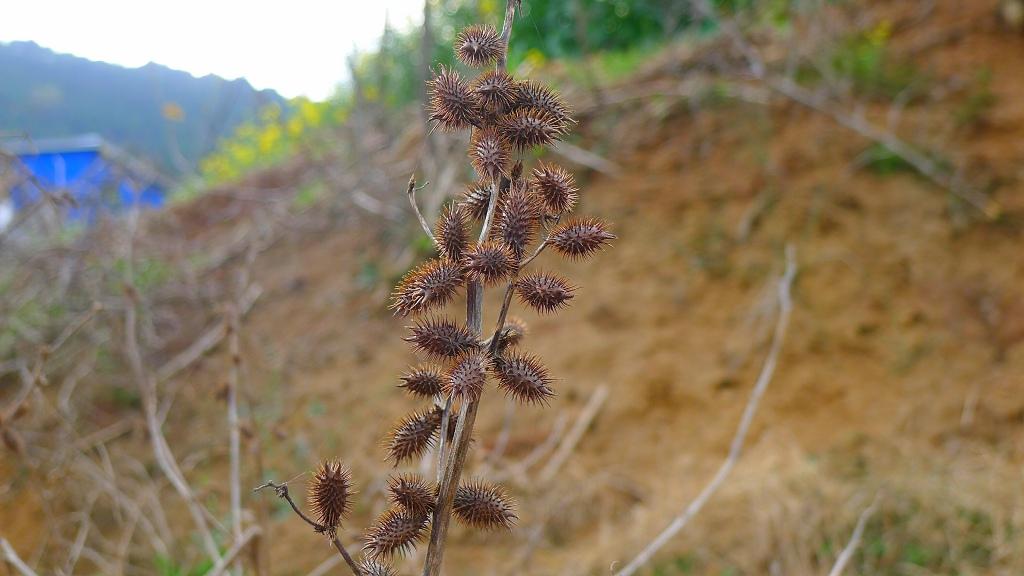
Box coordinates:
[551,141,621,176]
[537,385,609,484]
[614,245,797,576]
[155,283,261,384]
[126,302,223,563]
[406,175,437,244]
[494,413,569,484]
[0,538,39,576]
[206,526,262,576]
[253,481,363,576]
[827,493,883,576]
[226,304,243,573]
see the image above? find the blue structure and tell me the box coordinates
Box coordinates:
[2,134,168,223]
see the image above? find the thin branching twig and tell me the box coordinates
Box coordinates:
[253,481,363,576]
[226,304,243,574]
[827,493,883,576]
[406,175,438,244]
[614,245,797,576]
[0,538,39,576]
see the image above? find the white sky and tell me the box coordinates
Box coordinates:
[0,0,425,100]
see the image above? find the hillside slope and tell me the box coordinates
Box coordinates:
[1,2,1022,575]
[184,3,1022,573]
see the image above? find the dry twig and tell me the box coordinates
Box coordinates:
[253,481,363,576]
[827,493,883,576]
[537,385,609,484]
[614,245,797,576]
[1,538,39,576]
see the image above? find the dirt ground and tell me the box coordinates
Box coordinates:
[3,1,1023,575]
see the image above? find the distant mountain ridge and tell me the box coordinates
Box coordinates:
[0,41,286,177]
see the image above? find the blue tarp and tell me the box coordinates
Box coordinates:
[8,142,166,223]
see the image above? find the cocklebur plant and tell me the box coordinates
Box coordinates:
[258,2,613,574]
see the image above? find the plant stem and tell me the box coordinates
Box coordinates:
[422,8,518,575]
[434,395,454,484]
[226,305,243,576]
[407,175,437,244]
[331,537,363,576]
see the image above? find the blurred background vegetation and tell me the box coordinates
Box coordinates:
[196,0,738,187]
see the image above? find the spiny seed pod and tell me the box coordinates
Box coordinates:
[455,24,503,68]
[469,128,510,181]
[389,259,465,317]
[405,317,479,359]
[460,181,493,221]
[531,162,579,215]
[496,316,528,349]
[463,241,517,285]
[494,186,542,259]
[359,560,399,576]
[444,352,490,403]
[492,352,554,405]
[435,203,470,262]
[386,408,441,464]
[387,474,437,518]
[428,65,481,132]
[515,80,573,129]
[398,364,444,398]
[453,481,517,530]
[510,160,524,183]
[472,70,518,110]
[499,107,564,152]
[549,217,616,260]
[515,272,575,314]
[363,507,428,558]
[308,460,353,536]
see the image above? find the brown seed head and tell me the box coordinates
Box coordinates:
[515,272,575,314]
[498,107,564,152]
[308,460,353,536]
[494,186,542,259]
[463,241,517,285]
[510,160,524,183]
[453,480,517,530]
[468,128,510,181]
[455,24,503,68]
[460,181,493,221]
[428,65,481,132]
[359,560,399,576]
[444,352,490,403]
[492,352,554,405]
[531,162,579,215]
[389,259,465,317]
[404,317,479,359]
[385,408,441,464]
[435,203,470,262]
[496,316,528,349]
[549,217,615,260]
[363,507,428,558]
[398,364,444,398]
[515,80,573,129]
[387,474,437,518]
[471,70,518,110]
